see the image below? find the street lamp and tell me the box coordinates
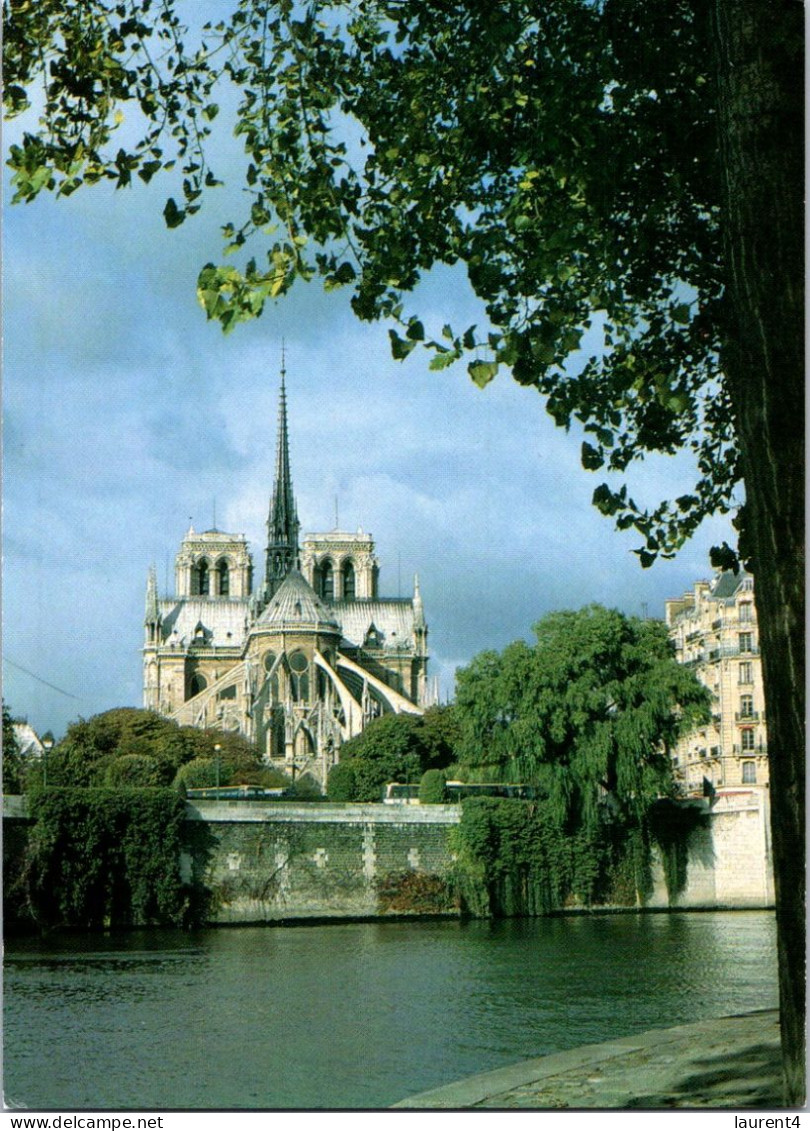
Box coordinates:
[213,743,221,792]
[41,736,54,788]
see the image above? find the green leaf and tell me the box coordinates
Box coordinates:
[468,360,498,388]
[388,329,416,361]
[581,442,604,470]
[163,197,185,228]
[429,351,457,371]
[138,160,162,184]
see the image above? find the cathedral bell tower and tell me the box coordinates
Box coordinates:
[264,363,300,603]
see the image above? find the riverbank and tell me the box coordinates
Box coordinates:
[4,790,774,926]
[393,1010,786,1109]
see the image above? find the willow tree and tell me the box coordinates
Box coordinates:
[4,0,803,1100]
[454,606,710,825]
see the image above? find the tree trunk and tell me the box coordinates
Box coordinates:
[712,0,805,1105]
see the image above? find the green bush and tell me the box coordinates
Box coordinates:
[284,774,323,801]
[418,769,448,804]
[173,757,219,790]
[23,787,197,928]
[103,754,166,788]
[326,761,358,801]
[450,797,655,918]
[38,708,265,790]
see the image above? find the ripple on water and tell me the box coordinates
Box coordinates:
[3,912,778,1109]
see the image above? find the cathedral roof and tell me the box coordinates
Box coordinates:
[256,570,341,633]
[159,598,250,648]
[333,599,419,651]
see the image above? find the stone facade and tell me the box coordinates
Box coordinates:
[647,787,775,909]
[143,371,430,786]
[184,801,459,923]
[665,571,769,794]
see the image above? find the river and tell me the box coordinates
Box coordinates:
[4,911,777,1109]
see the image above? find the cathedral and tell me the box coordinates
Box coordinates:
[143,370,430,786]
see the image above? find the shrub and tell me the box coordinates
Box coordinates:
[103,754,166,788]
[284,774,323,801]
[173,757,219,790]
[377,871,458,914]
[418,769,448,804]
[23,787,196,928]
[326,761,358,802]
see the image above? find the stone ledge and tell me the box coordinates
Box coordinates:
[185,800,462,824]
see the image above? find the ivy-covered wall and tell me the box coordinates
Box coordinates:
[4,788,199,931]
[3,789,773,930]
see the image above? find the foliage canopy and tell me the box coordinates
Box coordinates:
[454,606,710,830]
[327,707,457,801]
[38,707,264,789]
[22,787,194,928]
[5,0,739,564]
[2,702,24,793]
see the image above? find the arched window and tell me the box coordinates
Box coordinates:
[289,651,309,703]
[188,673,207,700]
[217,559,230,596]
[263,652,280,699]
[197,559,210,596]
[320,560,334,600]
[343,560,356,600]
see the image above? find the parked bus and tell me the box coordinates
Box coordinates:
[382,781,537,804]
[186,785,286,801]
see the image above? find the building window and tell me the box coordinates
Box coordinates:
[319,560,334,601]
[738,661,753,684]
[742,761,757,784]
[188,673,207,699]
[739,602,752,623]
[217,560,230,596]
[739,694,754,719]
[289,651,309,703]
[741,728,755,752]
[197,560,210,596]
[738,632,753,653]
[343,561,356,600]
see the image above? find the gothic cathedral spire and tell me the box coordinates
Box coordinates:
[264,360,300,601]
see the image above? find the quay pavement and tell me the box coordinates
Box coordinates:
[393,1010,789,1109]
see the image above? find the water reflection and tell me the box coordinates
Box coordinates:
[4,912,777,1109]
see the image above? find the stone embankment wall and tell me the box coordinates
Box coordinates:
[3,787,774,924]
[184,801,460,922]
[648,787,775,909]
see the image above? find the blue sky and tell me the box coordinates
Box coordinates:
[3,72,737,740]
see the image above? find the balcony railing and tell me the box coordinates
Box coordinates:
[735,710,760,723]
[706,644,760,661]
